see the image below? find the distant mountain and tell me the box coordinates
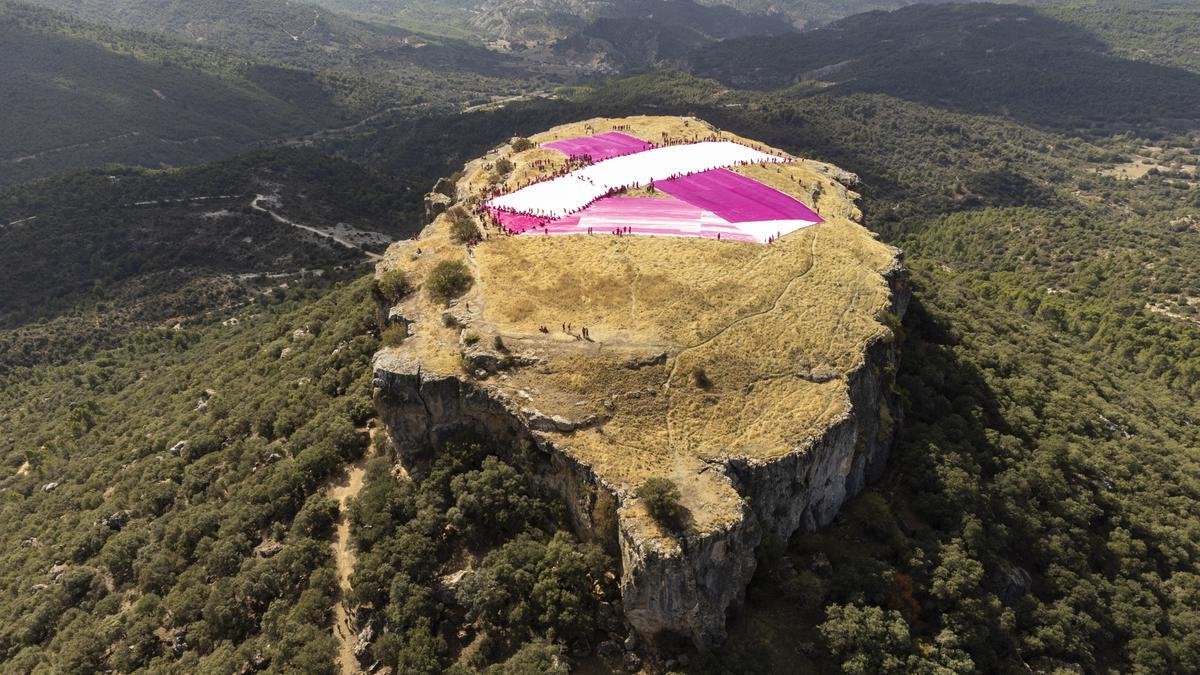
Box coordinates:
[18,0,532,96]
[470,0,791,42]
[317,0,948,34]
[1038,0,1200,75]
[701,0,979,28]
[551,17,714,72]
[542,0,791,72]
[0,2,362,185]
[687,2,1200,135]
[0,0,535,185]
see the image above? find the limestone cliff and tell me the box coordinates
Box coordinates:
[370,116,907,649]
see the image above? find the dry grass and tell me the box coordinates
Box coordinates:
[376,116,900,537]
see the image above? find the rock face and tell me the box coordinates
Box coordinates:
[370,116,907,649]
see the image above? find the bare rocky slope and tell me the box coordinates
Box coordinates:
[370,116,907,649]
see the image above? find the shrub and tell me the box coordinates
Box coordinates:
[495,158,514,175]
[510,137,534,152]
[691,366,711,388]
[447,205,481,243]
[374,269,410,304]
[381,323,408,347]
[488,641,568,674]
[493,335,507,352]
[463,332,480,346]
[426,260,473,303]
[636,477,684,529]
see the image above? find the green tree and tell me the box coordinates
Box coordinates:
[374,269,410,304]
[819,603,913,674]
[447,456,539,540]
[488,640,569,674]
[447,205,481,243]
[636,477,684,529]
[426,259,473,304]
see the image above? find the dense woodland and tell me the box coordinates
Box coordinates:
[2,0,1200,672]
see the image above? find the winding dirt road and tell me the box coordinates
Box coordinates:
[329,448,369,674]
[250,194,381,260]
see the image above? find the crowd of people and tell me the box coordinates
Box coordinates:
[479,152,785,238]
[459,129,801,245]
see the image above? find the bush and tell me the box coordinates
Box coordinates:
[495,158,514,175]
[447,205,481,243]
[426,259,473,303]
[463,332,480,346]
[636,477,684,529]
[374,269,410,304]
[488,641,568,674]
[510,138,534,152]
[381,323,407,347]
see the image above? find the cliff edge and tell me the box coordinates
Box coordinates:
[371,115,908,649]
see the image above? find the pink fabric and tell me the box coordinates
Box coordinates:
[656,168,824,224]
[543,132,655,162]
[495,196,756,242]
[487,208,546,234]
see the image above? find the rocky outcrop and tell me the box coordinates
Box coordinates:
[372,364,623,547]
[371,116,907,650]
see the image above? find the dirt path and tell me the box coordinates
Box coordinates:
[3,131,143,164]
[461,93,540,114]
[663,230,820,450]
[251,194,382,260]
[329,441,371,675]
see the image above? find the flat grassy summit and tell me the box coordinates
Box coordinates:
[377,114,899,539]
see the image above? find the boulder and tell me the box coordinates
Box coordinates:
[522,408,597,433]
[425,192,452,224]
[353,624,375,662]
[991,559,1033,606]
[435,569,469,605]
[98,510,132,530]
[256,541,285,558]
[432,177,456,198]
[624,352,667,370]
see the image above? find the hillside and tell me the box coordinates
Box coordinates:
[317,0,947,33]
[528,68,1200,671]
[1039,0,1200,74]
[0,147,420,372]
[1,0,535,183]
[18,0,522,80]
[687,2,1200,135]
[0,2,367,186]
[0,276,379,673]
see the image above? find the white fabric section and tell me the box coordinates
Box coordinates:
[730,219,820,242]
[488,141,786,218]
